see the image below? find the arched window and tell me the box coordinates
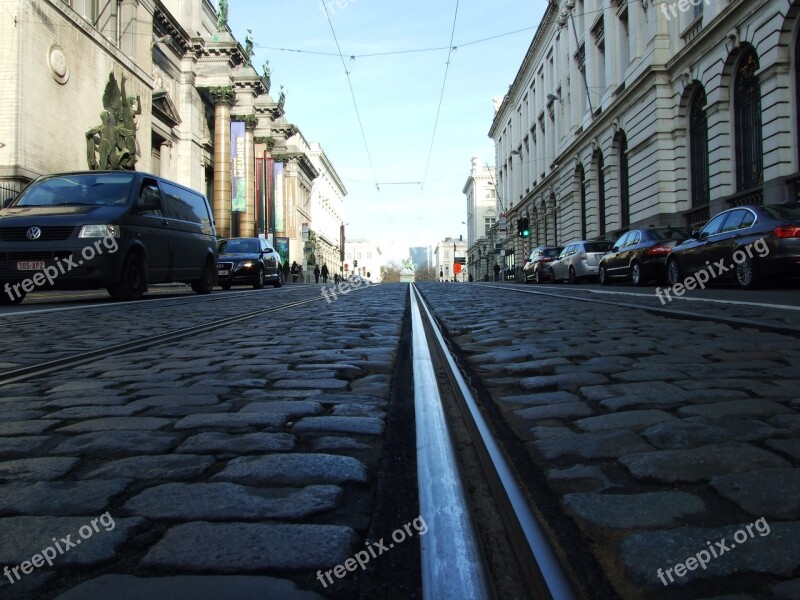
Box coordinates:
[618,134,630,228]
[734,46,763,191]
[689,86,710,208]
[577,165,587,239]
[596,151,606,236]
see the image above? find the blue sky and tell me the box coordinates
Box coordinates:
[230,0,547,262]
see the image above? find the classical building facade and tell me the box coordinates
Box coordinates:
[344,239,382,282]
[433,236,468,281]
[489,0,800,276]
[308,142,346,277]
[0,0,343,271]
[463,156,497,282]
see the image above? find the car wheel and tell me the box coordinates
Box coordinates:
[108,253,146,301]
[598,265,609,286]
[735,255,760,289]
[666,259,683,287]
[631,262,645,287]
[191,258,214,295]
[0,286,25,305]
[568,266,577,284]
[253,267,265,290]
[534,269,543,284]
[220,282,232,290]
[549,267,558,283]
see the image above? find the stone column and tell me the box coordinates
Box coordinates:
[160,140,172,179]
[241,117,257,237]
[211,87,235,238]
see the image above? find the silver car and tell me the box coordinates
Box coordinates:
[549,240,614,283]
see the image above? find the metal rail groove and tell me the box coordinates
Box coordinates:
[0,294,331,387]
[410,284,576,600]
[478,283,800,337]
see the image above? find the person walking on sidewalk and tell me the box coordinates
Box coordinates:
[291,261,299,283]
[493,263,500,281]
[313,265,321,283]
[321,263,329,283]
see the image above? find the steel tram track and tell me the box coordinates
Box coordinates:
[409,284,576,600]
[0,293,331,387]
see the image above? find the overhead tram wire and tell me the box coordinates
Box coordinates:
[320,2,380,192]
[420,0,461,192]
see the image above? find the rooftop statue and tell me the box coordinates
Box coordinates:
[217,0,228,32]
[245,29,254,63]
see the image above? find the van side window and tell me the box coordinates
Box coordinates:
[160,182,211,226]
[138,182,163,217]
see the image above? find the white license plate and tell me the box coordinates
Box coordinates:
[217,269,230,276]
[17,261,45,271]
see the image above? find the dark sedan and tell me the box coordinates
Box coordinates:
[523,246,563,283]
[666,203,800,289]
[217,238,283,289]
[599,227,692,286]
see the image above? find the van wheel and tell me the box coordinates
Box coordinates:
[253,267,265,289]
[108,254,146,301]
[191,258,215,295]
[0,286,25,305]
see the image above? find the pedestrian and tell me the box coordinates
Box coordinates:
[439,270,443,282]
[298,264,304,283]
[314,264,321,283]
[321,263,329,283]
[493,263,500,281]
[291,261,299,283]
[282,261,290,283]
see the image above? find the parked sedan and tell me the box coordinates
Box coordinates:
[599,227,692,286]
[217,238,283,289]
[549,240,614,283]
[666,203,800,289]
[522,246,563,283]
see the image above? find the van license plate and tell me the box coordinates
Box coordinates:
[17,261,45,271]
[217,269,229,276]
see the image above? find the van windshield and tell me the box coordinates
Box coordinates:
[15,174,135,207]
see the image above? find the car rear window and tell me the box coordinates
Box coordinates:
[761,204,800,221]
[584,242,613,253]
[650,228,693,241]
[542,248,561,257]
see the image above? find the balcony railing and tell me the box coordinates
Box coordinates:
[726,185,763,208]
[684,204,709,230]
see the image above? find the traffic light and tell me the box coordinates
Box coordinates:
[353,259,358,267]
[517,217,531,238]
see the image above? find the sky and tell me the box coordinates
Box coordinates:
[229,0,548,263]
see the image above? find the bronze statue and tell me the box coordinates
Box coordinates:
[217,0,228,32]
[86,73,141,170]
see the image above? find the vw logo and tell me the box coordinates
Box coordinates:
[26,226,42,240]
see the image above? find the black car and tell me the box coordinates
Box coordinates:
[666,203,800,289]
[522,246,563,283]
[599,227,692,286]
[217,238,283,289]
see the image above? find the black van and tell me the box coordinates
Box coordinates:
[0,171,217,304]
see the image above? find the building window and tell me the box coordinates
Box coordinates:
[577,165,587,239]
[734,47,763,191]
[618,133,630,228]
[689,86,710,208]
[596,151,605,236]
[618,8,630,76]
[576,43,587,116]
[592,16,605,95]
[484,218,496,234]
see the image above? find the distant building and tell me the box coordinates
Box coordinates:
[463,156,497,282]
[308,142,346,275]
[409,246,430,270]
[433,237,468,281]
[344,239,382,282]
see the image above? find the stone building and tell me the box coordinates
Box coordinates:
[344,239,382,282]
[489,0,800,274]
[307,142,346,277]
[462,156,497,282]
[433,236,468,281]
[0,0,343,269]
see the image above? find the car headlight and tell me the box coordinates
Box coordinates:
[237,260,256,269]
[79,224,120,238]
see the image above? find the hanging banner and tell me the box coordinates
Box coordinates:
[230,121,246,212]
[274,162,285,232]
[266,155,275,241]
[255,156,264,234]
[275,236,290,267]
